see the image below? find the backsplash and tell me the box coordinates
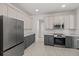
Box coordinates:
[44,29,75,35]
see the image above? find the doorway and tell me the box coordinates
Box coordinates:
[38,20,44,41]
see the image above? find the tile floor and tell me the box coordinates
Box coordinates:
[24,41,79,56]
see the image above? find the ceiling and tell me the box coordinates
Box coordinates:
[12,3,79,15]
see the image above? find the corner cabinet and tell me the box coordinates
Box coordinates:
[44,35,54,46]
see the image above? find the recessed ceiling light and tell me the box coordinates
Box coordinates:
[61,4,66,8]
[35,9,39,12]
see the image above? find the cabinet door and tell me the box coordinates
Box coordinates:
[64,15,70,29]
[24,36,28,49]
[58,15,64,26]
[44,35,49,45]
[45,17,53,29]
[33,34,35,43]
[45,17,48,29]
[48,16,53,29]
[44,35,54,45]
[77,39,79,48]
[54,16,58,24]
[65,36,72,48]
[48,36,54,45]
[69,15,75,29]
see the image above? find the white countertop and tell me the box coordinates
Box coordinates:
[65,34,79,37]
[44,33,79,37]
[24,32,35,37]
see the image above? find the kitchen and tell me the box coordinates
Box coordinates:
[0,3,79,56]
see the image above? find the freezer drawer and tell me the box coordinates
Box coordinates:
[3,42,24,56]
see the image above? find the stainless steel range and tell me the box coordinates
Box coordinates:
[53,33,65,45]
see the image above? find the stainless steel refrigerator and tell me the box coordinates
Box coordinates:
[0,15,24,56]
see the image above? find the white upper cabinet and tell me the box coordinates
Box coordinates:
[59,15,64,25]
[69,15,75,29]
[64,14,75,29]
[64,15,70,29]
[54,15,64,25]
[45,14,75,30]
[48,16,53,29]
[45,16,54,29]
[54,16,59,24]
[45,17,49,29]
[45,15,65,29]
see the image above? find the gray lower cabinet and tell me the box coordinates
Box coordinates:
[24,34,35,49]
[77,39,79,48]
[65,36,79,48]
[44,35,54,46]
[72,37,79,48]
[65,36,73,48]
